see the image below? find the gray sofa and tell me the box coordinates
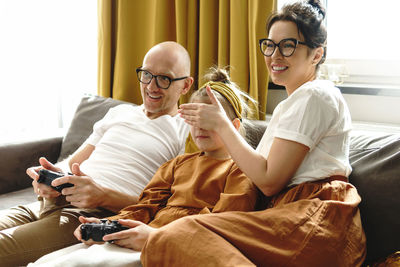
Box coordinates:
[0,95,399,265]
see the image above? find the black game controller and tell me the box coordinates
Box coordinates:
[37,169,74,192]
[81,219,129,242]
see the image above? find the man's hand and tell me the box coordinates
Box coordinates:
[52,163,106,209]
[73,216,103,245]
[103,219,156,251]
[26,157,62,198]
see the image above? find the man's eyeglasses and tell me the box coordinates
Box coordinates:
[136,68,188,89]
[259,38,308,57]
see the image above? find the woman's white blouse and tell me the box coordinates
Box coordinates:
[256,80,352,186]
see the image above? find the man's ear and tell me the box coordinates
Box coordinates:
[181,77,194,95]
[312,47,324,65]
[232,118,241,131]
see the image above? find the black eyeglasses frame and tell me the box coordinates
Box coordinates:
[258,38,308,57]
[136,67,188,89]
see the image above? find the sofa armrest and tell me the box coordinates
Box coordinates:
[0,136,63,194]
[349,131,400,264]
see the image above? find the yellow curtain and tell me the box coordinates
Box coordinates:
[98,0,275,119]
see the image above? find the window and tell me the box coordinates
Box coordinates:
[326,0,400,86]
[0,0,97,140]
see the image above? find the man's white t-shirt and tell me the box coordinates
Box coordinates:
[79,104,189,196]
[257,80,352,187]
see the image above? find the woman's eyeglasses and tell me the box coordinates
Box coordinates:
[259,38,308,57]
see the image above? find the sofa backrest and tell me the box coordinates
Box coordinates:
[58,95,131,161]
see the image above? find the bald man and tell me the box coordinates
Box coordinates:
[0,41,194,266]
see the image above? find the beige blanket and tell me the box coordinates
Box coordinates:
[28,243,142,267]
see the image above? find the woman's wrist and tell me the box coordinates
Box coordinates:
[215,113,232,132]
[217,114,237,137]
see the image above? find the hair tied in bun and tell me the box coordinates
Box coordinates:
[308,0,326,18]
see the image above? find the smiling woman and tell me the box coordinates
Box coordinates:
[0,0,97,140]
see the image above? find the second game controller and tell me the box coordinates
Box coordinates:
[81,219,129,242]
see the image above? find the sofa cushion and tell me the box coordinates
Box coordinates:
[349,131,400,264]
[0,136,63,194]
[58,95,132,161]
[242,119,268,149]
[0,188,38,210]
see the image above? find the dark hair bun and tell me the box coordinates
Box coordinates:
[204,67,231,84]
[308,0,326,19]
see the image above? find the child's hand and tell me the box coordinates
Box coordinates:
[73,216,103,245]
[103,219,157,251]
